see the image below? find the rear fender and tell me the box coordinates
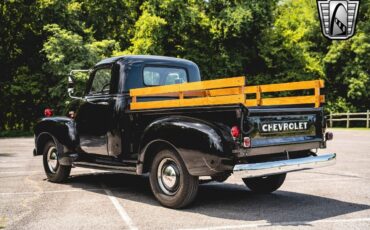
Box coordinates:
[137,116,235,176]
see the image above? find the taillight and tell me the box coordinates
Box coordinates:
[68,111,75,119]
[44,108,53,117]
[325,132,333,141]
[243,137,251,148]
[231,126,240,138]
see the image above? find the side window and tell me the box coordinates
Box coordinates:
[143,67,187,86]
[90,68,111,95]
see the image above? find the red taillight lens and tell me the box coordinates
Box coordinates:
[231,126,240,138]
[68,111,75,119]
[325,132,333,141]
[44,108,53,117]
[243,137,251,148]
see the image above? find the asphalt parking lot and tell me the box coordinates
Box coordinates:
[1,129,370,230]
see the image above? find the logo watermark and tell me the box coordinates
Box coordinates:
[317,0,360,40]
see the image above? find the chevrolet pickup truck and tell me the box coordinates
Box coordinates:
[33,55,336,208]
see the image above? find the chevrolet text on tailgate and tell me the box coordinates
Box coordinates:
[33,55,336,208]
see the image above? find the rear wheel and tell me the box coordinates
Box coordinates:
[43,141,71,183]
[242,173,286,194]
[149,149,198,208]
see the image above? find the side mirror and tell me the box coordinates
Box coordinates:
[68,69,90,100]
[67,74,83,100]
[68,75,75,95]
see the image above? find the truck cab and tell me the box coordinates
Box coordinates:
[34,55,336,208]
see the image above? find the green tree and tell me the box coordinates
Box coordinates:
[257,0,328,83]
[0,0,369,133]
[42,24,119,111]
[323,0,370,112]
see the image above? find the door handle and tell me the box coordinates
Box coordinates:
[97,101,109,105]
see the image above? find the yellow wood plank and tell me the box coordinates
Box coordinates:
[261,80,324,93]
[245,80,324,94]
[256,85,261,105]
[314,80,321,108]
[131,94,245,110]
[245,85,258,94]
[245,99,258,106]
[245,95,325,107]
[131,100,180,110]
[180,76,244,92]
[208,87,241,96]
[181,94,244,107]
[320,95,325,103]
[261,96,316,106]
[130,76,245,97]
[130,84,181,97]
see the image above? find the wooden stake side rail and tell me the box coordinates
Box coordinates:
[130,76,245,110]
[245,80,325,107]
[130,77,325,110]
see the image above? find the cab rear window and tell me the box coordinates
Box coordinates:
[143,66,187,86]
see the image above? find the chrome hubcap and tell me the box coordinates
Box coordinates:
[157,158,180,195]
[47,146,58,173]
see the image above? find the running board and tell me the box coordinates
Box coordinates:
[73,162,137,175]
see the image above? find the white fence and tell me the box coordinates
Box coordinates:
[328,110,370,128]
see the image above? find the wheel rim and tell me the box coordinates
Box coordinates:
[47,146,58,173]
[157,158,180,195]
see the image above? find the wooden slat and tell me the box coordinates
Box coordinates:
[331,118,367,121]
[130,76,245,96]
[261,79,324,92]
[245,80,324,93]
[320,95,325,103]
[181,94,244,107]
[331,112,367,116]
[131,99,180,110]
[130,84,181,97]
[131,94,244,110]
[262,96,316,106]
[245,85,258,94]
[208,87,241,96]
[180,76,245,92]
[245,95,325,107]
[245,99,259,107]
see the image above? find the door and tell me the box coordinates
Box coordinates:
[76,66,113,155]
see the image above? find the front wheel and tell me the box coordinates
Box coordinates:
[149,149,198,209]
[43,141,71,183]
[242,173,286,194]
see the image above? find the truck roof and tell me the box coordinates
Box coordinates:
[95,55,196,66]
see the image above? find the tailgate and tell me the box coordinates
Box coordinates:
[242,107,325,151]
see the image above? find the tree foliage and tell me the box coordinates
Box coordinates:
[0,0,369,131]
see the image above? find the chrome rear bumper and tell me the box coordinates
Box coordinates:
[233,153,336,178]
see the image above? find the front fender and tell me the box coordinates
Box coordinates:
[34,117,79,160]
[138,116,235,176]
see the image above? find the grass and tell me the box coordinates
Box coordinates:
[0,130,33,138]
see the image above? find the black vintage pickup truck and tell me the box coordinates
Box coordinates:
[33,55,336,208]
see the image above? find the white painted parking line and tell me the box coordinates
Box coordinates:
[0,160,39,163]
[101,183,138,230]
[0,187,128,196]
[0,169,95,174]
[180,217,370,230]
[88,169,137,230]
[0,171,43,174]
[0,188,105,195]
